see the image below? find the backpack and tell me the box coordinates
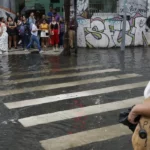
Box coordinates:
[60,23,65,33]
[19,24,25,35]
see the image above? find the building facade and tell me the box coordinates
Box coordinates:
[0,0,150,48]
[76,0,150,48]
[25,0,64,16]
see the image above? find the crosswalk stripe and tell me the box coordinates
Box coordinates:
[4,81,146,109]
[0,73,141,97]
[18,96,143,127]
[2,69,121,85]
[40,124,131,150]
[0,64,103,78]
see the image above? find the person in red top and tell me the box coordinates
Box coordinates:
[49,16,60,51]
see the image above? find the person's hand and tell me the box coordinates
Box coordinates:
[128,106,139,124]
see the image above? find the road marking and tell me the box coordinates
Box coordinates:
[18,96,143,127]
[0,73,141,96]
[4,80,146,110]
[2,69,121,85]
[0,64,103,78]
[40,124,131,150]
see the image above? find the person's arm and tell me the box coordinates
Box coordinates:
[49,23,52,35]
[128,103,150,124]
[57,22,60,34]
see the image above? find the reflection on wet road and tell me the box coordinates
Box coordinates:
[0,48,150,150]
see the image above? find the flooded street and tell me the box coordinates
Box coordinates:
[0,47,150,150]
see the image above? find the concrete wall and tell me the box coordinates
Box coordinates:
[77,0,150,48]
[0,0,16,19]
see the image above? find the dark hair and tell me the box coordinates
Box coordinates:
[0,17,3,22]
[7,16,13,22]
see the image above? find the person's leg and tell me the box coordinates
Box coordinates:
[8,36,12,49]
[69,30,73,48]
[51,35,55,50]
[21,35,25,49]
[26,35,34,50]
[72,31,75,48]
[41,37,44,48]
[34,35,41,51]
[45,37,48,47]
[13,35,17,48]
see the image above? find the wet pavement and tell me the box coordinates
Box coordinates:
[0,47,150,150]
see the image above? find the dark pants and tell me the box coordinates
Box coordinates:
[59,32,64,46]
[27,35,41,51]
[21,34,30,49]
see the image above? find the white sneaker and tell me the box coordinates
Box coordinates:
[24,49,28,52]
[52,47,55,51]
[39,50,44,54]
[55,48,59,51]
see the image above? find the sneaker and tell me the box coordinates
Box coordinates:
[55,48,59,51]
[24,49,28,52]
[52,47,55,51]
[39,50,44,54]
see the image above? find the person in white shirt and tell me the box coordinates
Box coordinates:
[26,23,43,53]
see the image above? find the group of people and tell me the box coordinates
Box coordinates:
[0,7,77,54]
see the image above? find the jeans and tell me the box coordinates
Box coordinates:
[59,32,64,46]
[21,34,30,49]
[27,35,41,51]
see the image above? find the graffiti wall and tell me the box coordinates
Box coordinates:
[0,0,16,19]
[77,0,150,48]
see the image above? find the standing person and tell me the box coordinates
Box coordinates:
[69,17,78,49]
[47,7,53,23]
[26,23,43,53]
[49,16,60,51]
[7,16,17,49]
[19,16,30,50]
[28,12,36,25]
[0,17,8,54]
[40,19,49,48]
[59,17,65,49]
[14,12,21,23]
[52,9,60,22]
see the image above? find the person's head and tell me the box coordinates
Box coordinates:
[42,19,46,24]
[53,8,57,15]
[59,17,64,22]
[7,16,13,22]
[30,12,34,17]
[42,15,46,19]
[1,17,5,23]
[49,7,53,12]
[52,16,56,22]
[16,12,20,16]
[22,15,27,21]
[0,17,3,23]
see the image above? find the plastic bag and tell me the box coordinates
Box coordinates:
[144,81,150,99]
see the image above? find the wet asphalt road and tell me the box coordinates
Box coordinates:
[0,47,150,150]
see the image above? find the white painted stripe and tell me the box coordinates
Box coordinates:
[18,96,143,127]
[40,124,131,150]
[0,73,141,96]
[4,80,146,110]
[2,69,120,85]
[0,64,103,78]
